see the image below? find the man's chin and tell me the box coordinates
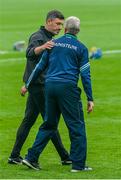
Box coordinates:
[53,31,60,35]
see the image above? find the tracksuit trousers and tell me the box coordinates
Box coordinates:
[26,82,87,170]
[10,84,69,161]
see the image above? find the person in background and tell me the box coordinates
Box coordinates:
[8,10,71,166]
[21,16,94,172]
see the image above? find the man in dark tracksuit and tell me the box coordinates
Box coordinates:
[21,16,94,172]
[8,10,70,165]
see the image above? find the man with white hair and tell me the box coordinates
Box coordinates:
[21,16,94,172]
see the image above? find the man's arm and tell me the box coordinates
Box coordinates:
[26,34,54,59]
[34,41,54,55]
[21,51,49,96]
[79,47,94,113]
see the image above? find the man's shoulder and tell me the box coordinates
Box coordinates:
[55,35,87,49]
[76,40,87,51]
[53,35,64,42]
[29,28,45,41]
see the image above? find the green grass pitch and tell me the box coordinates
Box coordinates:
[0,0,121,179]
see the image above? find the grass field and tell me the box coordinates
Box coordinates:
[0,0,121,179]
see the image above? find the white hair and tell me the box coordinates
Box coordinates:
[64,16,80,34]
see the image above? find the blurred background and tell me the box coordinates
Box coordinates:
[0,0,121,179]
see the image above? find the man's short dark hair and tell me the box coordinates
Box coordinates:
[46,10,64,21]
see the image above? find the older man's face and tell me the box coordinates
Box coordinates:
[47,18,64,35]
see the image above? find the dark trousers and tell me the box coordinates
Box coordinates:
[10,84,69,160]
[26,82,87,170]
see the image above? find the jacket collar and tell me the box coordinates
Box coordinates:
[40,26,54,38]
[65,33,77,39]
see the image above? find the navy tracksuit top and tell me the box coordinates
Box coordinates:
[26,33,93,101]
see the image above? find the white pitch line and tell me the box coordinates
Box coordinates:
[0,50,25,54]
[0,49,121,64]
[103,50,121,54]
[0,51,9,54]
[0,57,25,63]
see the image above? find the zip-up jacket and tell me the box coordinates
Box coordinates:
[26,33,93,101]
[23,26,54,84]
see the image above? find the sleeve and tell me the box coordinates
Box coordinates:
[79,47,93,101]
[26,33,44,60]
[25,50,49,88]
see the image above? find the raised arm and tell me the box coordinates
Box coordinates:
[26,33,54,59]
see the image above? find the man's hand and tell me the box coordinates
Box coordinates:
[41,40,55,50]
[87,101,94,113]
[34,40,54,55]
[21,85,28,96]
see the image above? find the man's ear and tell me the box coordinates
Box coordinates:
[46,19,52,25]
